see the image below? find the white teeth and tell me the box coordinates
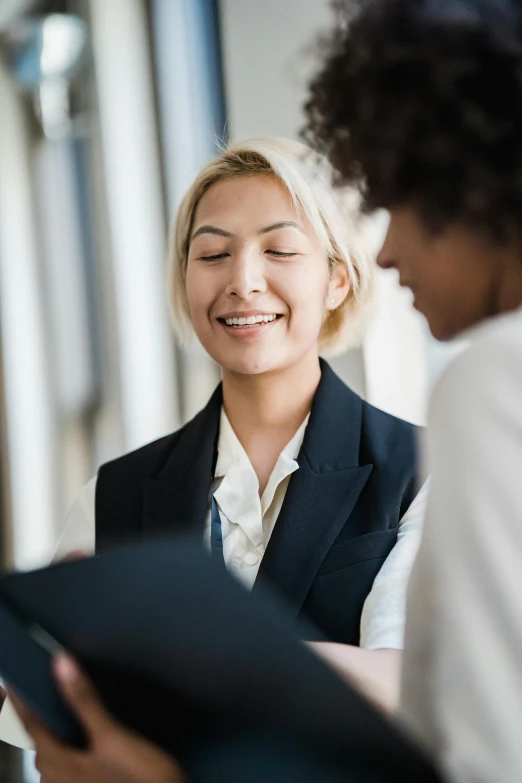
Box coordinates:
[223,314,278,327]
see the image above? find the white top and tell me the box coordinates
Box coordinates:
[0,407,427,749]
[210,409,305,588]
[400,307,522,783]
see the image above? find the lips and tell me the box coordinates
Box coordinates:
[216,312,283,335]
[222,314,279,327]
[217,312,283,327]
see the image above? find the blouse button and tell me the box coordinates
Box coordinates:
[244,552,258,566]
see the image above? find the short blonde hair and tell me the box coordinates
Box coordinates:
[168,137,374,356]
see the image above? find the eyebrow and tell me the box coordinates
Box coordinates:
[258,221,305,235]
[191,225,232,241]
[191,221,305,242]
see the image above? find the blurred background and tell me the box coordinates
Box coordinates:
[0,1,460,777]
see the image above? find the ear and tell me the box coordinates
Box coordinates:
[326,260,350,311]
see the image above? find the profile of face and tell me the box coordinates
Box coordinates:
[378,208,506,341]
[184,174,349,377]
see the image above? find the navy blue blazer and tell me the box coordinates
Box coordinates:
[96,360,420,644]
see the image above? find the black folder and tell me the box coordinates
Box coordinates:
[0,536,439,782]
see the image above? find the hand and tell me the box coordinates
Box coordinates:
[10,654,187,783]
[60,550,90,563]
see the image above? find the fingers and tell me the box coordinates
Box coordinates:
[60,550,90,563]
[9,689,86,782]
[53,654,115,740]
[9,691,68,753]
[8,691,33,732]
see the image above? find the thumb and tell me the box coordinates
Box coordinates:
[60,550,90,563]
[53,654,114,740]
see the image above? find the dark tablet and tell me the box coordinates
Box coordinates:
[0,601,85,745]
[0,535,439,782]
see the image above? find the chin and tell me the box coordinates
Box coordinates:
[212,350,278,377]
[427,318,463,342]
[414,302,453,342]
[229,358,282,376]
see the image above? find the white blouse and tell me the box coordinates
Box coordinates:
[0,408,427,750]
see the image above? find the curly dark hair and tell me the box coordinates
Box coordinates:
[304,0,522,237]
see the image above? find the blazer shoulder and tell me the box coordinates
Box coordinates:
[98,420,190,482]
[360,399,421,466]
[97,385,222,490]
[362,398,421,435]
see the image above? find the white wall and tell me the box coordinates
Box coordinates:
[220,0,333,141]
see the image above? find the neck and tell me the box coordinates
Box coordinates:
[491,244,522,317]
[221,352,321,495]
[222,352,321,439]
[495,259,522,316]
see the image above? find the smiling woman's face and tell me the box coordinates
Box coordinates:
[185,174,348,377]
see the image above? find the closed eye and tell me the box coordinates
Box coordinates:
[200,253,229,261]
[200,250,297,260]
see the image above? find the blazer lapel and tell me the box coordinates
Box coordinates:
[255,361,372,617]
[142,386,222,537]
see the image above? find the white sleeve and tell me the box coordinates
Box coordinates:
[401,328,522,783]
[359,480,427,650]
[52,476,96,561]
[0,477,97,749]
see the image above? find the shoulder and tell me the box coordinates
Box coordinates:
[320,358,420,452]
[430,310,522,432]
[98,386,222,482]
[425,310,522,546]
[94,418,201,544]
[98,427,187,483]
[360,397,420,466]
[361,398,419,438]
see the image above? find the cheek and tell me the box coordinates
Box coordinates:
[402,249,436,289]
[282,270,330,335]
[185,267,213,321]
[284,264,329,307]
[427,256,467,301]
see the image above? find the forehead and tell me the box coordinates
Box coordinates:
[193,174,301,229]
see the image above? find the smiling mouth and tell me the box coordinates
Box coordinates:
[217,314,283,329]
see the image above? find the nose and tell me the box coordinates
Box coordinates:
[376,232,396,271]
[225,249,267,299]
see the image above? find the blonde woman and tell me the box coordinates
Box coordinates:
[3,138,427,778]
[61,136,425,652]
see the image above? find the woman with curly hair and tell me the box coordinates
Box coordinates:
[305,1,522,781]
